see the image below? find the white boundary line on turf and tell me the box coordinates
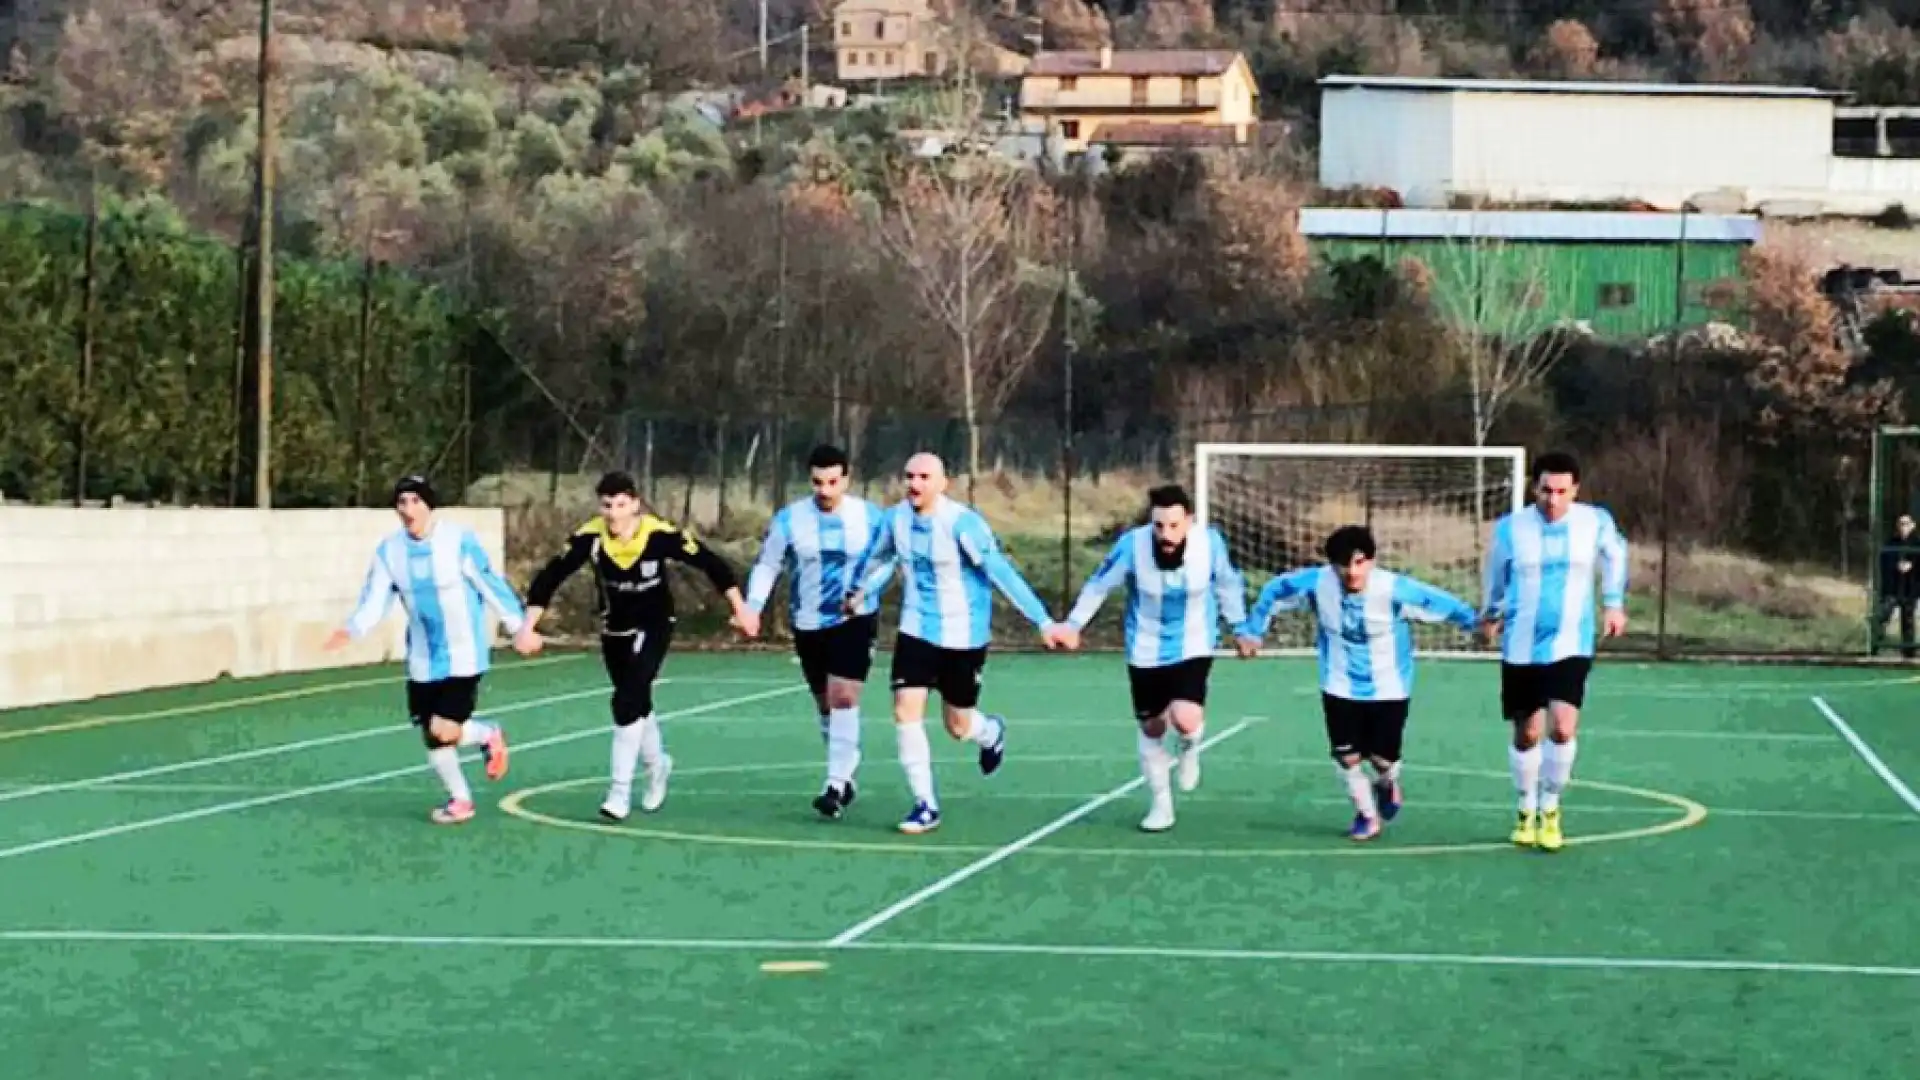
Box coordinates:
[0,681,672,807]
[825,720,1255,947]
[1811,696,1920,814]
[0,684,806,862]
[0,929,1915,979]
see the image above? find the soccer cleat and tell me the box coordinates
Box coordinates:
[1374,778,1402,822]
[599,787,631,823]
[1349,813,1381,841]
[1511,810,1538,847]
[431,799,475,825]
[898,801,941,834]
[1538,808,1565,852]
[1139,794,1176,833]
[978,713,1008,776]
[812,780,858,820]
[483,726,510,782]
[1176,741,1201,793]
[640,754,673,814]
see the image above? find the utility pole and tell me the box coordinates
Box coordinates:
[253,0,276,509]
[800,23,810,102]
[759,0,769,73]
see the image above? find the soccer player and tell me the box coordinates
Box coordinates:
[1235,525,1480,841]
[323,475,528,826]
[843,451,1061,834]
[738,444,889,820]
[515,470,750,822]
[1048,484,1246,832]
[1481,450,1628,853]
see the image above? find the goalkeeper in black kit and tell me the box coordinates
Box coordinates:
[515,471,750,820]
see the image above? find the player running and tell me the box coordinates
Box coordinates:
[738,444,890,820]
[1235,525,1479,841]
[1481,450,1628,853]
[1049,484,1246,832]
[516,470,749,822]
[324,475,529,826]
[844,452,1062,834]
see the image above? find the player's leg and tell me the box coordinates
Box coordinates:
[937,646,1006,776]
[890,635,942,833]
[600,627,674,822]
[794,629,833,744]
[1128,666,1178,831]
[1535,657,1592,853]
[1166,658,1210,792]
[1323,693,1381,840]
[415,677,493,824]
[1364,698,1411,824]
[1502,663,1549,846]
[813,615,875,819]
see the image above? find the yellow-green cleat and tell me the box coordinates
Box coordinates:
[1538,808,1564,852]
[1510,810,1538,847]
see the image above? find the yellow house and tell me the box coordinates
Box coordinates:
[1019,47,1260,154]
[833,0,949,83]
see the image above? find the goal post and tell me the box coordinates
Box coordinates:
[1194,442,1528,659]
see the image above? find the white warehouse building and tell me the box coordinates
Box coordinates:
[1317,75,1920,216]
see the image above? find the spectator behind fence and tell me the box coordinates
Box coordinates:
[1880,513,1919,658]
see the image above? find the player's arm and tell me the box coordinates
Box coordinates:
[656,519,748,620]
[1236,567,1318,649]
[1061,535,1133,643]
[458,528,528,636]
[1208,527,1250,630]
[1390,573,1481,635]
[1597,507,1629,636]
[326,544,397,650]
[1480,518,1513,634]
[740,510,790,636]
[845,510,899,610]
[957,512,1054,632]
[521,529,595,637]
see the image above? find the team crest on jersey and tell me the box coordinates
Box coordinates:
[640,560,659,577]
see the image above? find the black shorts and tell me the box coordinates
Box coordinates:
[406,676,480,726]
[1500,657,1592,720]
[1322,693,1409,762]
[602,623,674,724]
[889,633,988,710]
[794,614,878,694]
[1127,658,1212,720]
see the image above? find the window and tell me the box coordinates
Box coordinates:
[924,51,938,72]
[874,19,884,37]
[840,21,851,36]
[1061,75,1077,90]
[1061,120,1081,139]
[866,52,876,65]
[1181,76,1198,106]
[885,51,895,65]
[843,51,855,67]
[1598,283,1635,308]
[1131,77,1148,106]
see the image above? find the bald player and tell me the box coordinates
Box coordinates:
[844,452,1063,834]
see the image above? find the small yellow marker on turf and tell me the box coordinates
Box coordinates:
[760,960,829,974]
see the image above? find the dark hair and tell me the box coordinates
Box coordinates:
[392,474,436,508]
[808,444,850,474]
[1324,525,1376,565]
[1533,451,1581,484]
[1147,484,1193,513]
[595,471,640,499]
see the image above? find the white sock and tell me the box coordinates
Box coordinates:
[1138,730,1172,797]
[896,721,937,808]
[427,747,470,803]
[962,709,1002,746]
[456,719,494,748]
[1175,722,1203,755]
[1541,738,1578,811]
[610,722,644,798]
[1510,743,1543,813]
[827,706,862,785]
[637,715,664,768]
[1339,762,1378,819]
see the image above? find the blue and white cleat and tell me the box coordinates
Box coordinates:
[898,801,942,834]
[1374,778,1402,822]
[1349,812,1381,842]
[978,713,1008,776]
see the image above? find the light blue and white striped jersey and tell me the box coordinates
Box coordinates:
[745,494,888,632]
[1482,502,1629,665]
[1065,524,1247,668]
[343,521,527,683]
[1240,565,1480,701]
[851,495,1052,650]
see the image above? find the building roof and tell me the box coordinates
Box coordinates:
[1029,49,1241,78]
[1091,123,1245,147]
[1317,74,1846,100]
[1300,209,1763,243]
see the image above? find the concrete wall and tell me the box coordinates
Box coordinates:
[0,506,509,711]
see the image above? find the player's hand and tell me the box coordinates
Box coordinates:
[512,626,544,656]
[1603,607,1628,638]
[737,608,762,639]
[1043,623,1079,650]
[1478,616,1502,645]
[1233,635,1261,659]
[322,628,351,652]
[842,590,863,615]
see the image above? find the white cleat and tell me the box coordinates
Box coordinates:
[599,788,631,823]
[1176,745,1201,793]
[640,754,673,813]
[1139,794,1176,833]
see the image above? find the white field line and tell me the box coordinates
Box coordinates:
[1811,696,1920,814]
[0,685,805,862]
[825,721,1254,947]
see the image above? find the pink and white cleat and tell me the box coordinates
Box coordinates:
[431,799,476,825]
[484,726,510,782]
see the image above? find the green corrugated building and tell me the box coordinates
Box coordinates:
[1300,209,1760,339]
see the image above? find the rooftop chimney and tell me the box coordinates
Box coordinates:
[1098,45,1112,70]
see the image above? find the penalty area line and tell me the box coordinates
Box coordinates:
[1811,696,1920,815]
[1,929,1917,979]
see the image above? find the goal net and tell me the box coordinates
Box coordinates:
[1195,443,1527,658]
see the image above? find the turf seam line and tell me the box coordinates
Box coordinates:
[1811,695,1920,814]
[822,719,1255,947]
[0,684,807,862]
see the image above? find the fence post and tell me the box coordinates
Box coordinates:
[73,186,98,507]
